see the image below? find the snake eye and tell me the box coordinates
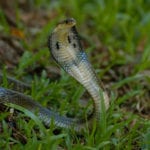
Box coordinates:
[65,18,76,25]
[65,20,69,24]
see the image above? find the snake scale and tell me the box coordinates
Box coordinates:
[0,18,109,131]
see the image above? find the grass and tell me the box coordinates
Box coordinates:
[0,0,150,149]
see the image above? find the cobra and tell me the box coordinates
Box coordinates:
[0,18,109,131]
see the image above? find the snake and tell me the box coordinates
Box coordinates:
[0,18,109,131]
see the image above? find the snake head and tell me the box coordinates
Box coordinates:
[54,18,76,32]
[48,18,80,66]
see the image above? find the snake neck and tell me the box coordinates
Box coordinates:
[61,57,109,120]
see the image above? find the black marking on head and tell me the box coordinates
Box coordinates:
[71,27,78,38]
[71,26,83,51]
[73,43,76,48]
[56,41,60,50]
[68,36,71,43]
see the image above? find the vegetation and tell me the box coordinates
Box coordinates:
[0,0,149,149]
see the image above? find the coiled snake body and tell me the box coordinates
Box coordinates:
[0,18,109,131]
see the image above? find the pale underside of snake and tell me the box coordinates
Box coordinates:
[0,18,109,131]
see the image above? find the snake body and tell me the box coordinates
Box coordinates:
[0,18,109,131]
